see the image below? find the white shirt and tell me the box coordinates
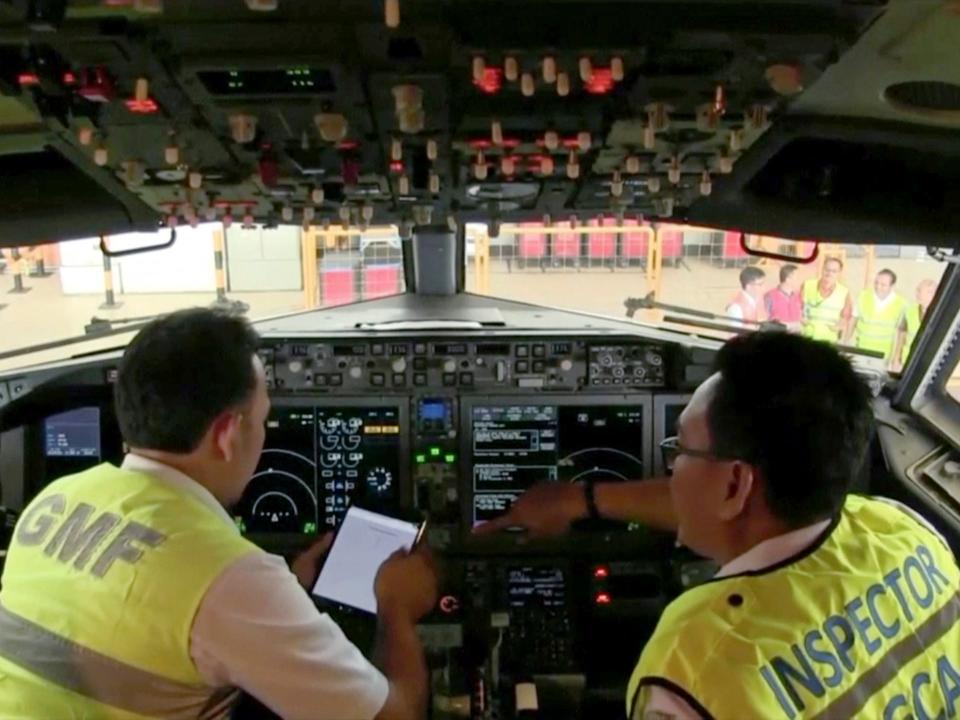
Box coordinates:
[121,454,389,720]
[725,292,756,321]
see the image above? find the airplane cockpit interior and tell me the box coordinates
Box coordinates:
[1,1,960,718]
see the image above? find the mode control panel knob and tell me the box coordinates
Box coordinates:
[443,359,457,373]
[392,358,407,373]
[349,366,363,380]
[560,359,573,372]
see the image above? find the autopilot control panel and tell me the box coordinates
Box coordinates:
[0,332,713,719]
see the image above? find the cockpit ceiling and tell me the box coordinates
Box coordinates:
[0,0,958,248]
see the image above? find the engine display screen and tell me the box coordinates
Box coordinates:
[507,566,567,610]
[234,405,402,534]
[471,403,646,525]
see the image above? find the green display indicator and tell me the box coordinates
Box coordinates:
[444,453,456,464]
[416,453,427,464]
[430,447,441,457]
[234,517,246,533]
[304,522,318,534]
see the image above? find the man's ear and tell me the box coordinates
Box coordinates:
[717,461,757,522]
[210,411,242,462]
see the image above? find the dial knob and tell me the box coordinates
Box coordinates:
[443,359,457,373]
[560,359,573,372]
[392,358,407,373]
[349,366,363,380]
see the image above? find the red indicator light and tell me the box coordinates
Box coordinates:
[389,161,404,173]
[585,68,615,95]
[336,139,360,151]
[469,139,492,150]
[18,73,39,86]
[62,72,77,85]
[473,67,503,95]
[595,592,612,605]
[439,595,460,614]
[594,566,609,579]
[124,98,159,114]
[501,137,521,149]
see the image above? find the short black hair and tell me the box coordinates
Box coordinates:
[824,257,844,271]
[779,264,797,284]
[115,308,260,453]
[739,266,766,290]
[707,333,873,528]
[878,268,897,285]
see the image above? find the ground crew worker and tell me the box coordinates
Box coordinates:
[0,308,437,720]
[478,332,960,720]
[849,269,906,363]
[764,264,803,329]
[801,257,852,342]
[725,266,767,323]
[897,278,938,370]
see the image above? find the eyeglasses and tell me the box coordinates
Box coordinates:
[659,436,741,473]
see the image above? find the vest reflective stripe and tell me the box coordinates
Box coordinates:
[902,304,923,365]
[802,279,849,341]
[0,464,257,718]
[810,590,960,720]
[627,496,960,720]
[855,291,906,358]
[0,603,231,720]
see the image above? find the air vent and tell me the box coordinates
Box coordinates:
[885,81,960,113]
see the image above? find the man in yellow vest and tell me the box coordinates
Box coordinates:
[896,278,938,371]
[478,332,960,720]
[849,269,907,364]
[0,309,437,720]
[801,257,852,342]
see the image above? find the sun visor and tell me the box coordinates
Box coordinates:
[0,148,158,248]
[686,116,960,247]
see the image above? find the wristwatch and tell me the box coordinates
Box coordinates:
[581,478,602,521]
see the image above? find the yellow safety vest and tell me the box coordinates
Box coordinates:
[627,495,960,720]
[0,463,258,719]
[902,303,923,366]
[855,290,906,360]
[801,279,849,342]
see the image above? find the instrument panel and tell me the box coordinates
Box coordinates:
[234,336,684,545]
[261,337,669,394]
[2,332,705,719]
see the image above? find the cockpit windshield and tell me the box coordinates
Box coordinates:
[1,222,950,375]
[0,223,405,372]
[463,221,948,370]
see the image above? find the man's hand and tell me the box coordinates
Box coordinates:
[291,533,333,589]
[472,482,587,538]
[374,547,439,622]
[372,548,438,720]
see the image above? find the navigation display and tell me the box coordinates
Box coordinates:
[235,405,402,534]
[470,402,649,525]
